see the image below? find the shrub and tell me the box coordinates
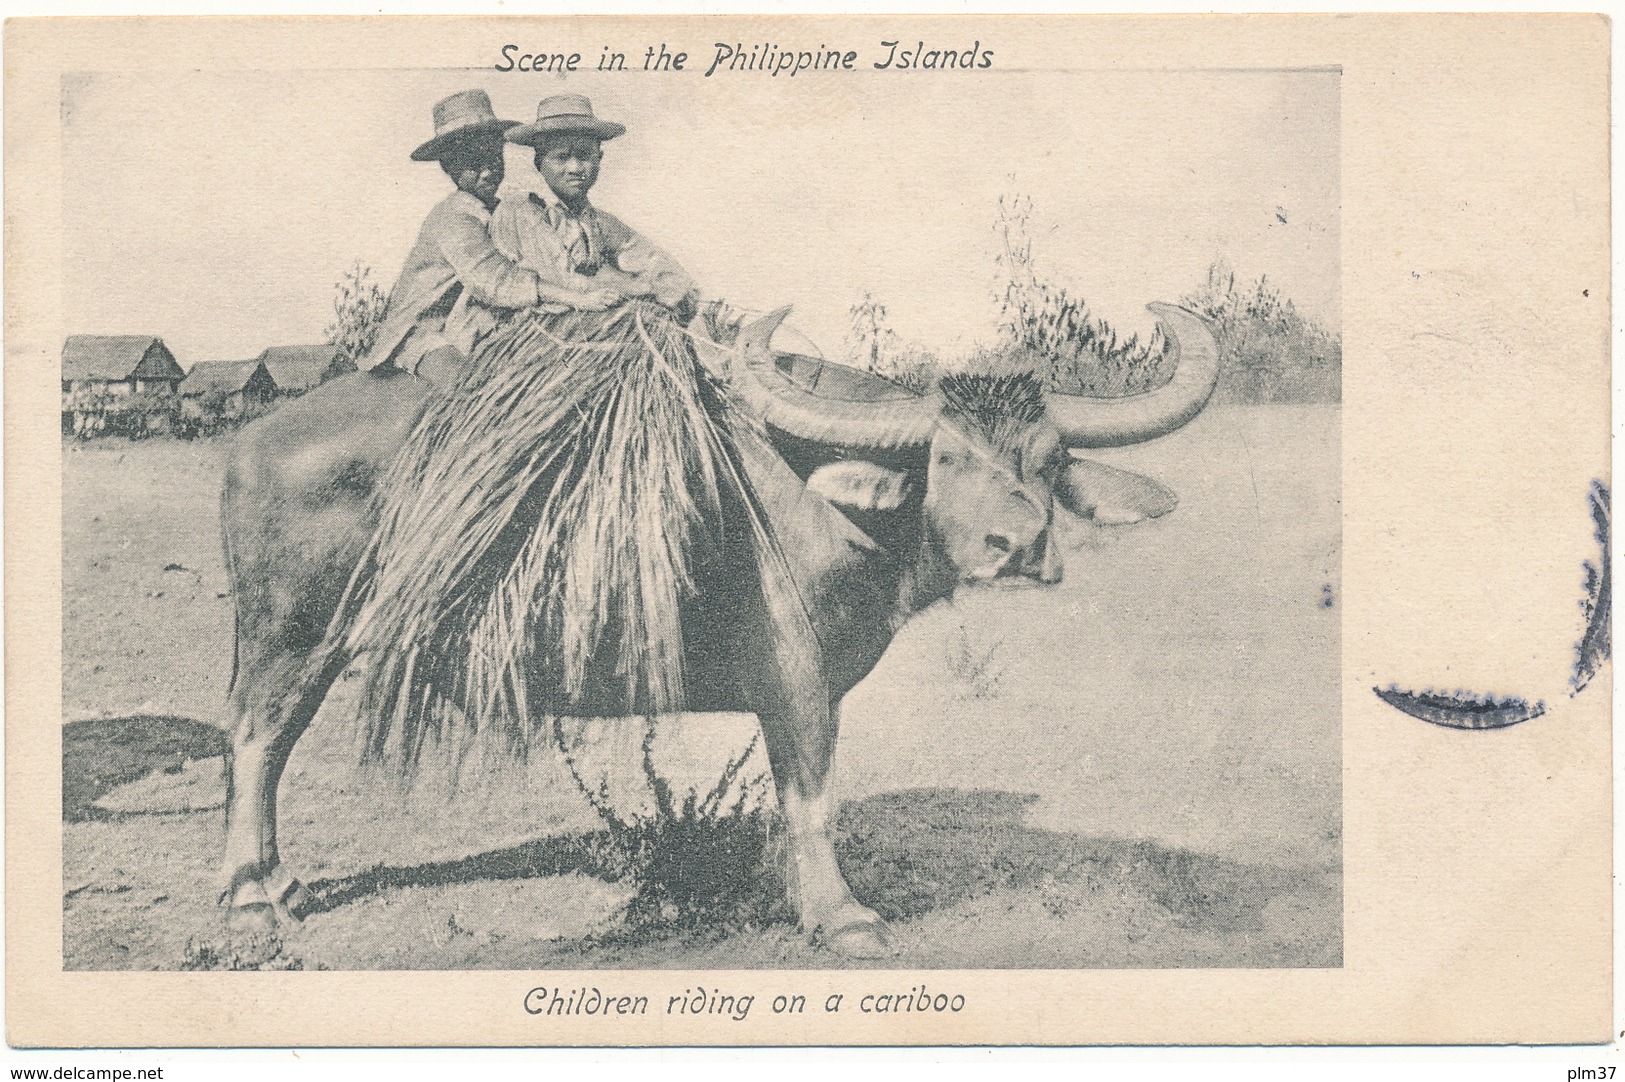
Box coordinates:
[181,933,314,971]
[993,193,1171,396]
[325,259,390,368]
[842,292,940,394]
[554,719,789,938]
[65,388,179,441]
[839,196,1342,406]
[173,412,225,441]
[1180,260,1340,403]
[172,388,275,441]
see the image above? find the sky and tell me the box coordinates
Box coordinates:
[61,65,1337,368]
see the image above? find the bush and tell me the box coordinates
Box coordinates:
[554,719,789,939]
[173,411,230,441]
[993,193,1173,397]
[838,195,1341,405]
[171,389,276,441]
[842,293,940,394]
[181,933,315,971]
[325,259,390,368]
[65,388,178,441]
[1181,261,1340,403]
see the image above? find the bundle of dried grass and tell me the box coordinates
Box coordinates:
[328,301,820,764]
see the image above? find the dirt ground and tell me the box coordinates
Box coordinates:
[61,403,1341,970]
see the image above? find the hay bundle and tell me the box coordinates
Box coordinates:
[330,300,822,763]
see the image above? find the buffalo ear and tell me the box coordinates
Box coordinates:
[1056,458,1179,524]
[807,460,913,512]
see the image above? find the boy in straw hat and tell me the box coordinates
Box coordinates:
[361,89,621,386]
[491,94,700,323]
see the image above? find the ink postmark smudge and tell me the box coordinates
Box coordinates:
[1373,686,1545,731]
[1570,479,1609,696]
[1375,479,1609,731]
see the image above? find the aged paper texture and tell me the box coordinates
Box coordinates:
[5,13,1610,1047]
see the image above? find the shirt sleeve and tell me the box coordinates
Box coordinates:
[599,211,698,308]
[429,197,543,309]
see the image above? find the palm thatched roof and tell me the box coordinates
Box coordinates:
[62,336,184,383]
[257,344,354,392]
[180,359,277,397]
[330,302,825,765]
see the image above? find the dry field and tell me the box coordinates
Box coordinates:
[61,402,1340,970]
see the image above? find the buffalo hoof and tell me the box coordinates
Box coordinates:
[263,866,315,920]
[223,864,312,927]
[822,919,896,959]
[225,901,280,937]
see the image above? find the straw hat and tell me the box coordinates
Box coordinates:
[506,94,626,146]
[411,89,521,162]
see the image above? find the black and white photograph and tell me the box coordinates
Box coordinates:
[55,58,1342,975]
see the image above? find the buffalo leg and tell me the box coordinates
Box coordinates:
[745,663,892,957]
[689,482,893,954]
[218,482,351,933]
[685,533,890,954]
[220,651,346,930]
[216,425,381,927]
[724,584,897,955]
[218,512,361,932]
[210,369,427,933]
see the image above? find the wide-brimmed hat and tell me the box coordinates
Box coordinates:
[506,94,626,146]
[411,89,521,162]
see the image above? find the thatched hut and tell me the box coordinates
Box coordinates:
[256,344,355,397]
[62,335,186,435]
[179,359,279,421]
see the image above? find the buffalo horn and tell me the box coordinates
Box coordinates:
[730,307,938,450]
[1046,302,1221,449]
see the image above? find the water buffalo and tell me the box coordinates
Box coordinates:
[218,302,1219,957]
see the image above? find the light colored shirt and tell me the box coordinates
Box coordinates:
[489,190,697,311]
[360,190,545,373]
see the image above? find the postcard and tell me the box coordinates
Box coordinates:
[5,13,1609,1047]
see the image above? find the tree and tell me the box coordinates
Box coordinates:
[324,260,389,367]
[844,292,898,375]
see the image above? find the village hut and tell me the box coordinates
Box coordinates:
[61,335,186,435]
[257,344,355,397]
[179,359,279,421]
